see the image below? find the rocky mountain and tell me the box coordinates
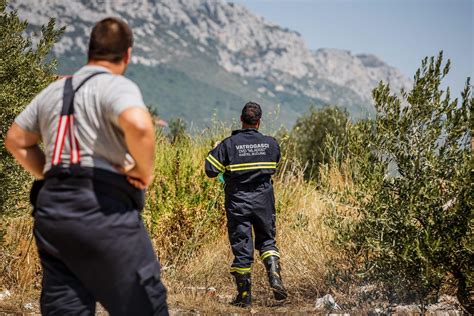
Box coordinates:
[10,0,411,127]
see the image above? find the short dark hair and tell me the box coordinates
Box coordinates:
[241,102,262,125]
[88,17,133,63]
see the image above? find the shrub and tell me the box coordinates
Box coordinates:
[327,52,473,312]
[0,0,63,216]
[289,106,349,179]
[145,130,227,265]
[168,117,188,143]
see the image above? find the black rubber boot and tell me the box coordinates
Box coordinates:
[263,256,288,301]
[230,272,251,307]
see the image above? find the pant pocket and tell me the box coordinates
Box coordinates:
[137,260,168,316]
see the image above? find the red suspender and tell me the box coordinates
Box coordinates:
[51,115,70,166]
[50,72,106,167]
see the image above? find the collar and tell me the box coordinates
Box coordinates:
[75,65,113,76]
[231,128,260,135]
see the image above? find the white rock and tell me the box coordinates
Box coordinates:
[206,286,217,296]
[427,295,462,314]
[24,303,34,310]
[275,85,285,92]
[0,290,11,300]
[393,304,422,313]
[315,294,341,310]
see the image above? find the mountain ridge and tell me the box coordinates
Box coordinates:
[10,0,411,127]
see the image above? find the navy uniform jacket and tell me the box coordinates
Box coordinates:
[205,128,280,186]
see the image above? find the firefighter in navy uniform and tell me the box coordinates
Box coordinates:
[205,102,288,307]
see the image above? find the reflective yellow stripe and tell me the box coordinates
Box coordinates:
[230,267,251,272]
[228,166,277,172]
[226,161,277,172]
[230,270,251,275]
[206,155,224,172]
[207,155,225,170]
[206,156,224,172]
[230,266,251,274]
[227,162,277,168]
[260,250,280,261]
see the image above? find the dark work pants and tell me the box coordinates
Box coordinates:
[34,176,168,315]
[225,181,279,268]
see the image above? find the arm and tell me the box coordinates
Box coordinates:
[5,123,45,179]
[118,107,156,189]
[205,141,227,178]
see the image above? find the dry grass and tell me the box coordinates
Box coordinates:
[0,134,350,313]
[161,160,345,312]
[0,216,41,312]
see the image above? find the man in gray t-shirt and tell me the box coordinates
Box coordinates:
[5,17,168,315]
[15,64,146,175]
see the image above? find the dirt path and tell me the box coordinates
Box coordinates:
[0,289,464,314]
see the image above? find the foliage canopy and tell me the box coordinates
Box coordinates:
[0,0,63,215]
[327,52,473,312]
[288,105,349,179]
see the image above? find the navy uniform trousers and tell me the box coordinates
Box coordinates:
[33,170,168,315]
[225,180,279,270]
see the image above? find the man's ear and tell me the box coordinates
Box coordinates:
[124,47,132,65]
[240,115,243,123]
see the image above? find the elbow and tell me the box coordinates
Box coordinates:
[4,123,40,155]
[4,129,17,153]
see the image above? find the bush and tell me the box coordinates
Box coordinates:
[0,0,63,216]
[145,130,227,265]
[289,106,349,179]
[327,52,473,312]
[168,117,187,143]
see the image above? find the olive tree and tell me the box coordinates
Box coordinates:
[329,52,473,312]
[0,0,63,215]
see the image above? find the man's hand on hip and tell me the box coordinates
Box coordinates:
[5,123,45,179]
[114,164,152,189]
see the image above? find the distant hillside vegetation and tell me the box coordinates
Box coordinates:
[11,0,411,126]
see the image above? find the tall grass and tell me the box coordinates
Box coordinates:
[142,130,353,310]
[0,128,347,311]
[145,129,228,266]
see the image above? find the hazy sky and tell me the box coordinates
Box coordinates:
[229,0,473,94]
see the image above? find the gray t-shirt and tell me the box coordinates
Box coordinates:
[15,65,147,174]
